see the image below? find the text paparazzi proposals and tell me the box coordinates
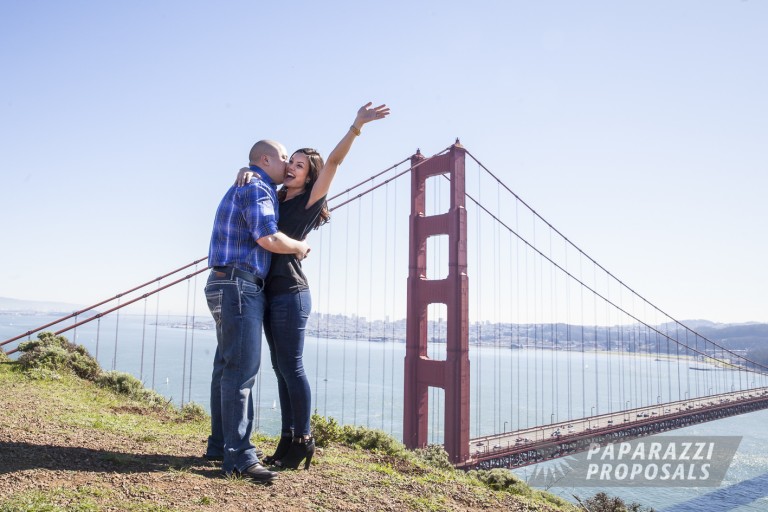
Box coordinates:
[529,436,741,487]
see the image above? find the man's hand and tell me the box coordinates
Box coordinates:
[257,232,310,259]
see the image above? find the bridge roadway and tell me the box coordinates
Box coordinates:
[460,386,768,470]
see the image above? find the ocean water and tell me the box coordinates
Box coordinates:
[2,312,767,511]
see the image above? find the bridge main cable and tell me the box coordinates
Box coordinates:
[328,149,451,211]
[0,256,208,349]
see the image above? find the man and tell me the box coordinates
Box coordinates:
[204,140,310,484]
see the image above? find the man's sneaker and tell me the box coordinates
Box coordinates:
[233,463,278,484]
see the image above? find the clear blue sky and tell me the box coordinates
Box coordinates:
[1,1,766,323]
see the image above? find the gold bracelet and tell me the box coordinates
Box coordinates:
[349,125,361,136]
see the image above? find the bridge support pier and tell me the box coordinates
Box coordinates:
[403,142,470,464]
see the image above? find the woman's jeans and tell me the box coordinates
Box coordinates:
[263,289,312,436]
[204,270,265,473]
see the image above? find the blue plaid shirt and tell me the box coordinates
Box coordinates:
[208,166,279,278]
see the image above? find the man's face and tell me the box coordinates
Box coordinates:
[265,144,289,184]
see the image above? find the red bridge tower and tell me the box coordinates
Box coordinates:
[403,142,470,464]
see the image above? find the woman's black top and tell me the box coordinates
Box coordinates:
[265,190,325,295]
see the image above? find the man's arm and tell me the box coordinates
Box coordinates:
[257,232,310,260]
[239,182,310,260]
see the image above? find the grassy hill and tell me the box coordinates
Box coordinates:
[0,344,577,512]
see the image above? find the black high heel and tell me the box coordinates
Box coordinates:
[262,431,293,466]
[274,436,315,470]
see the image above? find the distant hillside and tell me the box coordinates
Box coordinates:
[0,296,84,313]
[692,323,768,350]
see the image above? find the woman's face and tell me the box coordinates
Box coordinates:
[284,152,310,189]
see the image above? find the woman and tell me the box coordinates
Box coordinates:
[238,102,389,469]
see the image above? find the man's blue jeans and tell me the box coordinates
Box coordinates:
[263,289,312,436]
[204,270,265,473]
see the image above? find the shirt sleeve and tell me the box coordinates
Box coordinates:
[240,182,278,240]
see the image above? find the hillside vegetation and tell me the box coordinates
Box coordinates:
[0,333,580,512]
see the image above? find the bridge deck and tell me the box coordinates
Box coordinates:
[460,387,768,470]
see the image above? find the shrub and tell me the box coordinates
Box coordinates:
[414,444,453,470]
[311,413,344,447]
[539,492,571,508]
[24,367,63,381]
[341,425,406,456]
[96,371,169,408]
[17,331,100,380]
[311,413,407,455]
[579,492,654,512]
[468,468,530,495]
[97,371,144,396]
[0,349,9,362]
[180,402,208,422]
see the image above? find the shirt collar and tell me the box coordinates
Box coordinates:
[249,165,277,189]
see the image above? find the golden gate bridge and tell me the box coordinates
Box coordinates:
[4,141,768,470]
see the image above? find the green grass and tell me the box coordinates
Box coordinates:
[0,486,105,512]
[0,486,179,512]
[402,493,449,512]
[194,495,213,506]
[0,351,583,512]
[368,462,399,477]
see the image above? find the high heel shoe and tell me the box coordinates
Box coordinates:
[262,431,293,465]
[274,436,315,470]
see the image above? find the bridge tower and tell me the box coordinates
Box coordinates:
[403,142,470,464]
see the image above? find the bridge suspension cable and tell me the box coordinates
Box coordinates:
[460,147,768,443]
[464,148,768,374]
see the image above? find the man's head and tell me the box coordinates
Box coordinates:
[249,140,289,184]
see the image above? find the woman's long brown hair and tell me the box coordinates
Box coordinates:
[277,148,330,229]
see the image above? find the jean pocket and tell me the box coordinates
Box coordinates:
[240,278,263,296]
[204,287,224,324]
[297,291,312,315]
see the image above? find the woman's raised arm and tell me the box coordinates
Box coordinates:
[308,102,390,207]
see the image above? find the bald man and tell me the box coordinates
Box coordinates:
[204,139,309,484]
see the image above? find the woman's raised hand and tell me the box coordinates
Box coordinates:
[354,102,390,127]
